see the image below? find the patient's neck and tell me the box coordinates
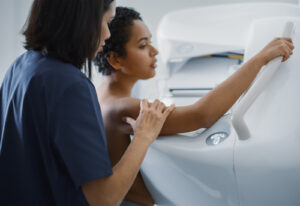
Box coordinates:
[105,71,138,97]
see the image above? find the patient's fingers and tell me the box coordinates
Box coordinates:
[278,38,294,62]
[285,41,295,51]
[282,37,293,43]
[283,46,293,62]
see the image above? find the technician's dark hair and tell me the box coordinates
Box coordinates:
[94,7,142,75]
[23,0,114,79]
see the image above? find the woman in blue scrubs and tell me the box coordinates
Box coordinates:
[0,0,174,205]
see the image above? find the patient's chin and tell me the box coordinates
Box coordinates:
[141,71,156,80]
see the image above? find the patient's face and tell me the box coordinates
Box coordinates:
[118,20,159,80]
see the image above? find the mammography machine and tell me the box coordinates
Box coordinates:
[140,3,300,206]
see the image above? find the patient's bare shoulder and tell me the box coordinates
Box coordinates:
[106,97,140,120]
[100,97,141,135]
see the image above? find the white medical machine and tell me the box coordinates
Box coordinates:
[140,3,300,206]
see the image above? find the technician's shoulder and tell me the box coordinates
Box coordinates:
[21,51,95,98]
[23,50,96,108]
[13,50,89,88]
[36,53,91,88]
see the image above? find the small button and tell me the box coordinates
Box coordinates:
[206,132,229,146]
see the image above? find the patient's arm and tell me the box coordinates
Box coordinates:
[114,38,294,135]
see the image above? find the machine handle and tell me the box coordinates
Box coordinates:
[232,21,295,140]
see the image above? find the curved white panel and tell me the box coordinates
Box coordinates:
[232,21,296,140]
[234,17,300,206]
[141,115,239,206]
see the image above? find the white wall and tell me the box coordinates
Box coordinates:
[0,0,33,82]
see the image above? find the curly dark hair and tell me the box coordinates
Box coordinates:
[94,7,142,75]
[23,0,114,79]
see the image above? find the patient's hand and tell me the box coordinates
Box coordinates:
[257,37,294,64]
[125,99,175,145]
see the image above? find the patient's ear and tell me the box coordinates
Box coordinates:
[107,51,122,71]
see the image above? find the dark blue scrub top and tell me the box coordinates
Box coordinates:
[0,50,112,205]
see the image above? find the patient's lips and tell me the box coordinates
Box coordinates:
[150,59,157,69]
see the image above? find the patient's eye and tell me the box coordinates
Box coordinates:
[139,44,146,49]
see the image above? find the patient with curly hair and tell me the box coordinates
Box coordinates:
[94,7,294,206]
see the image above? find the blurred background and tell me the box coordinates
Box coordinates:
[0,0,298,98]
